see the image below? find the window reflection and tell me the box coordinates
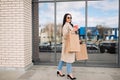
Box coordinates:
[87,0,118,54]
[39,3,54,52]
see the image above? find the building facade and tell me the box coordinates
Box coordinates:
[0,0,120,70]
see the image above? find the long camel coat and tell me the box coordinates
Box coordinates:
[60,22,75,63]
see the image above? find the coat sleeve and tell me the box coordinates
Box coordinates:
[68,23,73,31]
[62,24,69,40]
[63,23,74,40]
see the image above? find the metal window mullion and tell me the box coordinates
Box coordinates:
[118,2,120,67]
[54,0,57,65]
[84,0,88,64]
[85,0,88,43]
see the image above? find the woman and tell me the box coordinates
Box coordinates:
[57,13,78,80]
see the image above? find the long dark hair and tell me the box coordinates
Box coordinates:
[62,13,73,27]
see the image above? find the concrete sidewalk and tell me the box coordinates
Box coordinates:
[0,65,120,80]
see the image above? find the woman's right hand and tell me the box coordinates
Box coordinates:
[73,25,78,31]
[73,28,78,31]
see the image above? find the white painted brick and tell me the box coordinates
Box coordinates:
[0,0,32,69]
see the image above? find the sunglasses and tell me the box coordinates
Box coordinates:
[67,17,72,19]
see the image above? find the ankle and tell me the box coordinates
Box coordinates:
[57,70,63,74]
[67,73,74,78]
[57,70,61,73]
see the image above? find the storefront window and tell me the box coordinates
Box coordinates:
[36,0,119,66]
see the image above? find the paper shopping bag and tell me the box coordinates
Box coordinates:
[76,44,88,60]
[65,31,80,53]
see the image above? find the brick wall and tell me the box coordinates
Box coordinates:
[23,0,32,68]
[0,0,32,69]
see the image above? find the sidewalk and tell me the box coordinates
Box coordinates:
[0,65,120,80]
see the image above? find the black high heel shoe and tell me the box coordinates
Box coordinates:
[57,71,65,77]
[67,75,76,80]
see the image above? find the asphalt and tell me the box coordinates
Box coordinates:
[0,65,120,80]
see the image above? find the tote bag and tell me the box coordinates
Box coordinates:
[65,31,80,53]
[75,43,88,60]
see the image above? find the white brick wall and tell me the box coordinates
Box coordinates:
[0,0,32,69]
[23,0,32,67]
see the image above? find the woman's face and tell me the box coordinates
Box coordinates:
[66,14,72,23]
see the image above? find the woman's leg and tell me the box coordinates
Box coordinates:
[57,61,65,76]
[66,63,72,74]
[66,63,76,79]
[57,61,64,71]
